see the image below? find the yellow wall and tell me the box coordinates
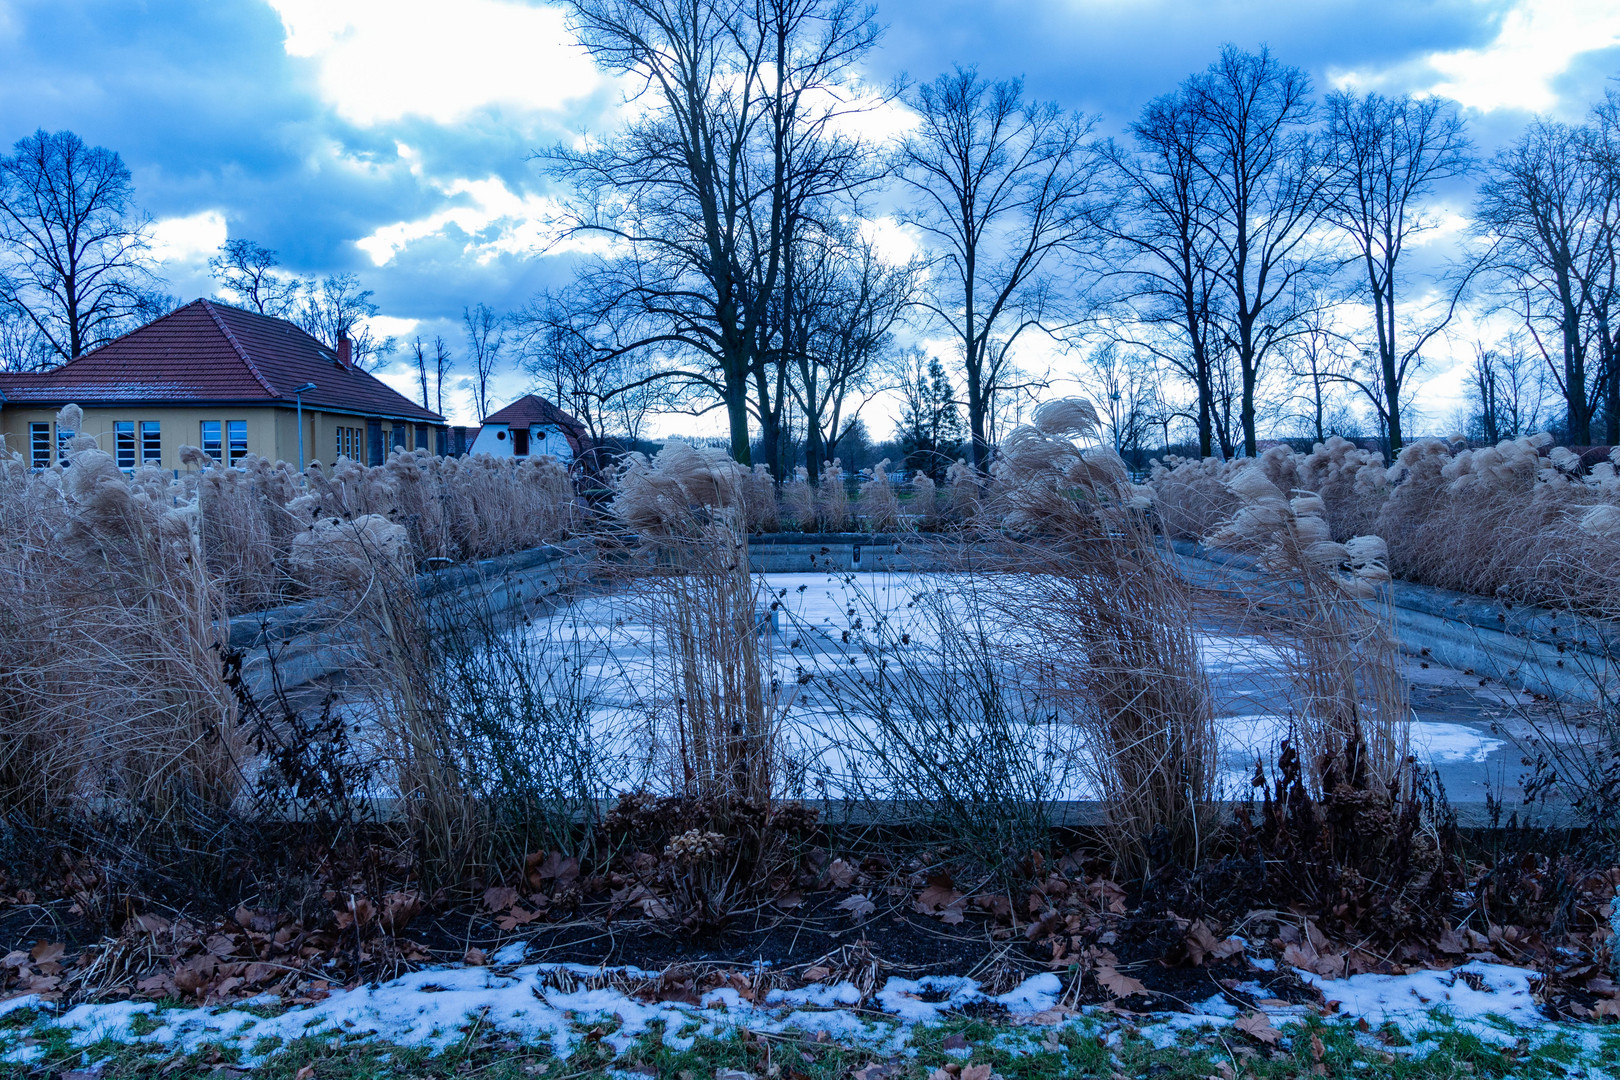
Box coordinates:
[0,405,446,472]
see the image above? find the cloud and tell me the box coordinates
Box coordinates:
[150,209,228,267]
[355,149,614,266]
[267,0,606,126]
[1332,0,1620,114]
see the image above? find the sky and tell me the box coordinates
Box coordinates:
[1,0,1617,434]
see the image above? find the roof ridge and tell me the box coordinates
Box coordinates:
[200,298,279,398]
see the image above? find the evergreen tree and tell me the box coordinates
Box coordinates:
[898,355,964,480]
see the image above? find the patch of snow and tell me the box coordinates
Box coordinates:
[1296,961,1542,1044]
[0,965,1070,1067]
[490,941,528,966]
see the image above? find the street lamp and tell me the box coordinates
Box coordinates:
[293,383,317,471]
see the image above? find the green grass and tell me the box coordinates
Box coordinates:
[0,1007,1613,1080]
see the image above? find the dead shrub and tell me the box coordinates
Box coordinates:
[0,412,243,906]
[1230,739,1461,952]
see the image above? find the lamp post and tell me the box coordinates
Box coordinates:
[293,383,317,471]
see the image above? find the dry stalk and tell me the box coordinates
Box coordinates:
[1206,466,1410,799]
[980,398,1219,874]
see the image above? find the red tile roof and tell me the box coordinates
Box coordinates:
[0,299,443,423]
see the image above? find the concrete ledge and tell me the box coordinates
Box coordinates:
[1169,539,1617,703]
[229,540,593,697]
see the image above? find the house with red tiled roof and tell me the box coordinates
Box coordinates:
[0,299,446,471]
[469,393,590,465]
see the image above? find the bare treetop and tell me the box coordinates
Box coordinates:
[0,129,163,362]
[896,66,1109,468]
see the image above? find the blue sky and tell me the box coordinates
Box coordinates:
[2,0,1618,429]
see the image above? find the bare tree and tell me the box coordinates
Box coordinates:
[411,335,431,410]
[1185,47,1335,456]
[1101,88,1227,457]
[0,129,162,360]
[1467,336,1546,442]
[786,224,916,481]
[1084,341,1164,460]
[432,335,453,418]
[897,67,1107,468]
[1475,118,1612,444]
[512,291,662,445]
[1585,91,1620,444]
[1324,90,1473,452]
[296,273,394,369]
[0,303,52,371]
[464,302,504,421]
[1282,307,1354,443]
[208,239,302,317]
[546,0,882,466]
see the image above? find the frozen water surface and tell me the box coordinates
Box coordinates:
[476,570,1513,799]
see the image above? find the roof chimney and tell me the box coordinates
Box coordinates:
[337,336,353,369]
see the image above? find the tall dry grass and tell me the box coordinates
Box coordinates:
[1150,435,1620,620]
[980,399,1220,873]
[0,408,242,898]
[611,443,793,806]
[858,459,901,532]
[1205,466,1410,799]
[200,448,580,608]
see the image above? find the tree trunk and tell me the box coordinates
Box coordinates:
[725,372,752,466]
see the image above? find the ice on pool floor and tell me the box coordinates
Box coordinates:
[426,570,1513,796]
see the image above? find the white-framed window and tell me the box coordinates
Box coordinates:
[227,420,248,466]
[115,421,136,470]
[56,425,73,464]
[200,420,221,462]
[140,420,161,465]
[29,422,50,469]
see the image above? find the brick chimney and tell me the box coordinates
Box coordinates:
[337,336,353,369]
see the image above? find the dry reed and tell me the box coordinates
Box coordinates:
[980,399,1219,873]
[1205,465,1410,799]
[0,409,242,899]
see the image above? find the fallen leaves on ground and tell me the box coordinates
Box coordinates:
[1235,1010,1283,1045]
[1095,965,1148,999]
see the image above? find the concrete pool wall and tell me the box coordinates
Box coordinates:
[227,532,1617,706]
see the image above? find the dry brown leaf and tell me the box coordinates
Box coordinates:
[802,965,831,983]
[917,882,964,912]
[1096,966,1147,998]
[1310,1033,1325,1061]
[1235,1011,1282,1045]
[380,892,421,933]
[1438,927,1469,955]
[29,942,63,964]
[1186,921,1244,966]
[1018,1005,1076,1025]
[826,858,857,888]
[838,894,876,919]
[463,947,487,966]
[961,1065,992,1080]
[482,886,520,912]
[526,851,580,891]
[1595,998,1620,1018]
